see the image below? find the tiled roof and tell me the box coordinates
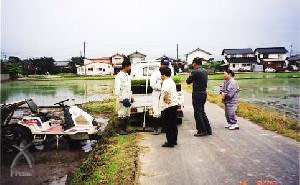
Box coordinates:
[128,50,146,57]
[254,47,288,54]
[222,48,254,55]
[186,48,211,56]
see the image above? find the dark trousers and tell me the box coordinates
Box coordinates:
[192,92,211,133]
[161,106,178,144]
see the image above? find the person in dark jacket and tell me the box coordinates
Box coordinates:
[186,57,212,137]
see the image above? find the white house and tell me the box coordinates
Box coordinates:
[128,50,146,64]
[77,58,114,75]
[222,48,258,72]
[111,53,125,74]
[254,47,288,72]
[186,48,212,65]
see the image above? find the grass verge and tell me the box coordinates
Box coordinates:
[67,99,140,185]
[183,83,300,141]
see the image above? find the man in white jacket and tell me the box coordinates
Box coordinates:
[114,58,133,135]
[150,57,171,135]
[159,67,179,147]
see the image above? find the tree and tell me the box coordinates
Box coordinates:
[69,57,84,74]
[0,56,24,79]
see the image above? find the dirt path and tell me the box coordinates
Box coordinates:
[138,92,299,185]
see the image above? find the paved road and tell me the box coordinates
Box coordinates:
[138,92,299,185]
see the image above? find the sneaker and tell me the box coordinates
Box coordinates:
[194,132,208,137]
[161,142,174,148]
[225,124,232,129]
[229,124,239,130]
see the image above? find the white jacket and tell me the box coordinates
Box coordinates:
[114,71,132,102]
[159,78,179,111]
[150,69,161,92]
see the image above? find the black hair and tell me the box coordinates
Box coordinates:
[192,57,202,65]
[159,67,171,77]
[122,57,131,69]
[225,69,235,77]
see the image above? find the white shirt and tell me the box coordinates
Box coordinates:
[114,71,132,101]
[159,77,179,111]
[150,69,161,91]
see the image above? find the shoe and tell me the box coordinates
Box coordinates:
[161,142,174,148]
[153,129,159,135]
[225,124,232,129]
[207,130,212,135]
[119,130,128,135]
[174,142,177,145]
[194,132,208,137]
[229,124,239,130]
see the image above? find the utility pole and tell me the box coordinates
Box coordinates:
[83,41,86,59]
[176,44,179,60]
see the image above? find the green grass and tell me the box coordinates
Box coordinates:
[182,83,300,141]
[80,98,117,114]
[131,75,182,85]
[67,99,140,185]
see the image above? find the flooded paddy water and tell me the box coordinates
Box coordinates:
[208,78,300,119]
[1,77,299,119]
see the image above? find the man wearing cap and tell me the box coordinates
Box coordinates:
[186,57,212,137]
[115,57,133,135]
[150,57,171,135]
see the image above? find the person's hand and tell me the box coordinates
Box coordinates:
[221,92,226,103]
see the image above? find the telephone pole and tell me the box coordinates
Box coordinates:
[176,44,179,60]
[83,41,86,58]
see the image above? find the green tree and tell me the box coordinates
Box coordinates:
[69,56,84,74]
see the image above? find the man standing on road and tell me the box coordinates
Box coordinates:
[186,57,212,137]
[150,57,171,135]
[114,58,133,135]
[220,69,240,130]
[159,67,179,147]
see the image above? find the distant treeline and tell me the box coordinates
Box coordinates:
[0,56,84,79]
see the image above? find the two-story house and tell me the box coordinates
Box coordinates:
[128,50,146,64]
[254,47,288,72]
[222,48,257,72]
[111,53,126,74]
[186,48,212,65]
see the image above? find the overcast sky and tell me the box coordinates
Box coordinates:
[1,0,299,60]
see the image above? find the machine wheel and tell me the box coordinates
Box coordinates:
[45,135,70,151]
[2,124,33,163]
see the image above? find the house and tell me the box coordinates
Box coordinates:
[254,47,288,72]
[54,61,71,72]
[87,57,112,65]
[111,53,126,74]
[156,56,175,62]
[128,50,146,64]
[77,58,114,75]
[186,48,212,65]
[222,48,258,72]
[287,54,300,71]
